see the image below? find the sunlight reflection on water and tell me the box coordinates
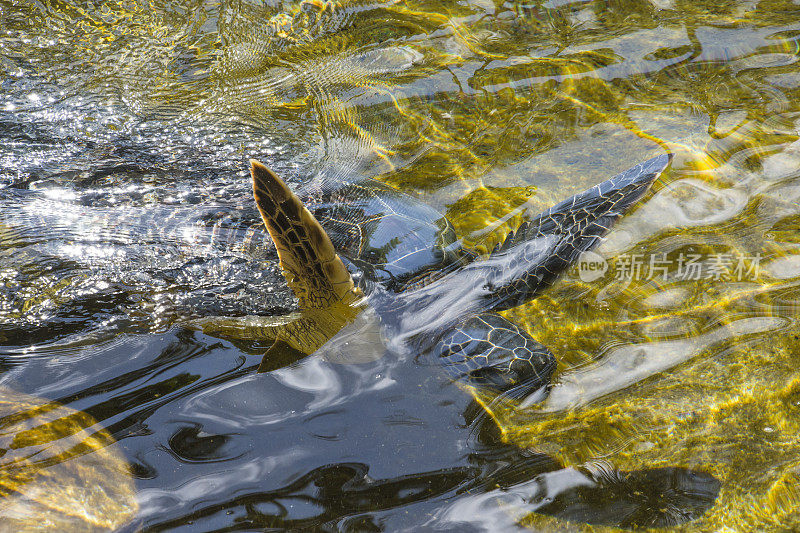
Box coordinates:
[3,0,800,529]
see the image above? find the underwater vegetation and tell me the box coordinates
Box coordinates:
[2,0,800,529]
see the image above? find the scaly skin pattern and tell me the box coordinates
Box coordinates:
[251,160,362,309]
[232,156,669,390]
[192,153,722,529]
[434,313,556,395]
[482,155,670,312]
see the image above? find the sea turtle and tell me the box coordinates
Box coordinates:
[0,387,137,532]
[188,153,722,529]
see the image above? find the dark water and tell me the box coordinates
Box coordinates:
[3,0,800,530]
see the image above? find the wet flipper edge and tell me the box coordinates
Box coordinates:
[258,340,308,372]
[250,160,362,310]
[188,161,368,370]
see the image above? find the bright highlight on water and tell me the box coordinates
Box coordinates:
[2,0,800,529]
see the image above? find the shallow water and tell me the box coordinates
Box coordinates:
[2,0,800,530]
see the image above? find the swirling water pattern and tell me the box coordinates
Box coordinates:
[2,0,800,530]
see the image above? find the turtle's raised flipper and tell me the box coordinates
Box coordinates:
[484,154,670,312]
[216,161,370,370]
[192,161,368,370]
[251,160,362,309]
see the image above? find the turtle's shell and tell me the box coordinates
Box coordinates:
[305,179,461,289]
[0,388,137,532]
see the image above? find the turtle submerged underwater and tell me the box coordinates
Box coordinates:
[188,153,721,530]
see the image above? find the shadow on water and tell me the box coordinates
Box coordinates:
[7,297,720,529]
[19,323,706,532]
[0,277,719,531]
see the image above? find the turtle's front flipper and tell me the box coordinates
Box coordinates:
[191,161,367,371]
[485,154,670,312]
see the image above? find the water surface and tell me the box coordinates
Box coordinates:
[2,0,800,530]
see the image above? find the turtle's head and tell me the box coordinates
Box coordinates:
[433,313,556,406]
